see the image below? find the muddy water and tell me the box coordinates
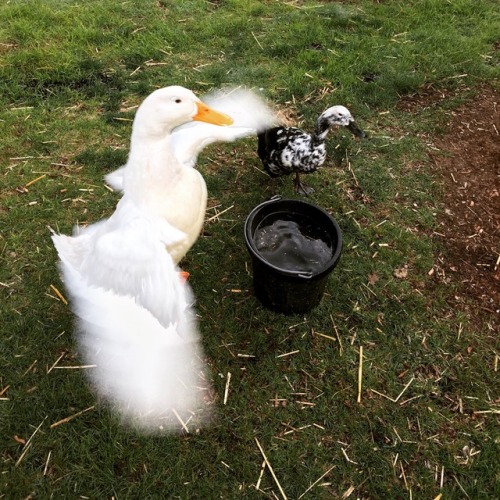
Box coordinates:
[254,219,332,273]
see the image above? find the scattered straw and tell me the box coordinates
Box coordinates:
[400,462,409,490]
[50,406,95,429]
[342,485,355,498]
[371,377,415,403]
[25,174,46,188]
[313,331,336,342]
[330,315,343,355]
[47,351,66,374]
[452,475,470,498]
[15,416,47,467]
[341,447,358,465]
[394,377,415,403]
[298,465,336,499]
[207,204,234,222]
[254,438,287,500]
[255,460,266,491]
[223,372,231,405]
[276,350,300,359]
[251,31,264,50]
[347,159,359,186]
[357,346,363,403]
[43,450,52,476]
[50,284,68,305]
[52,365,96,370]
[22,360,38,377]
[172,408,190,433]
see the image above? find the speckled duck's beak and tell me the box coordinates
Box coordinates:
[347,120,366,138]
[194,102,233,126]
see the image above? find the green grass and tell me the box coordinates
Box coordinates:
[1,0,499,497]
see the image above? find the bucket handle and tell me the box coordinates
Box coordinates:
[261,194,282,204]
[297,272,313,279]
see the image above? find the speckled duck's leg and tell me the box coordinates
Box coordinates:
[293,172,315,195]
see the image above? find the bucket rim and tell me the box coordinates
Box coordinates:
[244,197,342,278]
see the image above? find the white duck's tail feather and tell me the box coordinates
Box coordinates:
[58,260,211,433]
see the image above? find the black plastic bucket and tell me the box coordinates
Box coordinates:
[244,197,342,314]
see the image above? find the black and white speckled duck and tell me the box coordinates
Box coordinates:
[257,105,366,195]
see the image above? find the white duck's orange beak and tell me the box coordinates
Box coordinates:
[194,102,233,126]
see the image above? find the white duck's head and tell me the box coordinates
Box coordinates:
[316,105,366,138]
[132,85,233,139]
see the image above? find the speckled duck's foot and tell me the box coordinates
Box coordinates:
[294,174,315,196]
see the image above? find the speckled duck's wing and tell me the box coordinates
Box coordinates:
[257,127,326,177]
[258,127,317,177]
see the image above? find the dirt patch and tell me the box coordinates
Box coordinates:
[401,85,499,324]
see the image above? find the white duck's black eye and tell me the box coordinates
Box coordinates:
[174,98,182,104]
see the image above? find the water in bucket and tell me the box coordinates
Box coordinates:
[253,215,333,274]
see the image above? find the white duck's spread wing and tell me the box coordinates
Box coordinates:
[171,123,256,168]
[203,87,276,131]
[57,260,209,433]
[77,213,189,328]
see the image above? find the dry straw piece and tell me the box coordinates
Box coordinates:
[357,346,363,403]
[254,438,287,500]
[50,406,95,429]
[15,416,47,467]
[298,464,336,499]
[223,372,231,405]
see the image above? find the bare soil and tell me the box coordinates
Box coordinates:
[400,85,499,326]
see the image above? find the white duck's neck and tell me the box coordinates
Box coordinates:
[123,133,182,198]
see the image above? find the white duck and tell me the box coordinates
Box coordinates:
[105,87,275,191]
[51,86,233,432]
